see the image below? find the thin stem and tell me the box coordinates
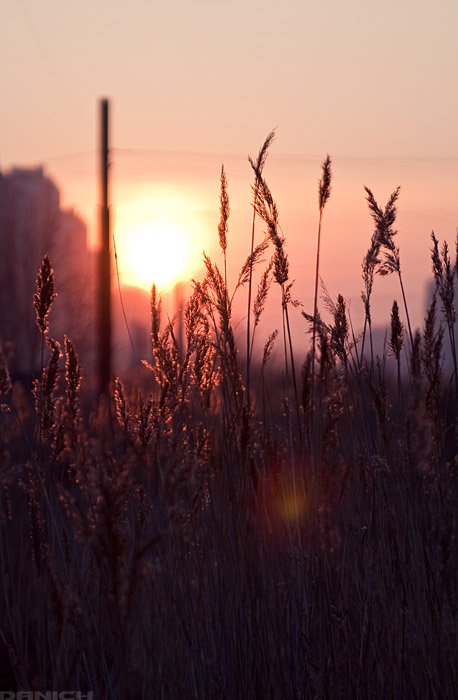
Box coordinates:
[369,317,375,372]
[360,314,368,369]
[246,203,257,404]
[310,208,323,433]
[398,270,414,351]
[283,293,302,445]
[282,303,289,382]
[397,356,403,417]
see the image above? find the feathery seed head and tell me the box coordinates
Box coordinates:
[64,336,81,408]
[261,329,278,370]
[430,231,456,327]
[431,231,443,285]
[237,239,269,288]
[365,186,401,248]
[389,300,404,362]
[365,186,401,276]
[33,337,61,439]
[319,154,332,211]
[253,261,273,325]
[43,337,61,396]
[113,377,130,431]
[34,255,57,334]
[422,294,443,394]
[248,129,276,197]
[218,165,229,254]
[253,129,276,174]
[272,237,289,286]
[151,284,162,346]
[331,294,348,365]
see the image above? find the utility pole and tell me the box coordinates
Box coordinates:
[98,98,111,394]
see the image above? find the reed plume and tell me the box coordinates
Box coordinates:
[430,231,458,406]
[64,336,81,430]
[246,130,276,402]
[310,155,332,439]
[32,337,61,442]
[251,163,301,442]
[364,186,414,350]
[389,300,404,405]
[218,165,229,290]
[421,294,444,462]
[34,255,57,335]
[361,224,382,367]
[250,261,273,361]
[330,294,349,368]
[3,137,458,699]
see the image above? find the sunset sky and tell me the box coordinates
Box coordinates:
[2,0,458,344]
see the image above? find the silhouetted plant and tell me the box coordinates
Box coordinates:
[389,299,404,406]
[1,147,458,700]
[310,156,332,442]
[365,185,414,350]
[33,254,57,335]
[246,130,276,403]
[430,230,458,407]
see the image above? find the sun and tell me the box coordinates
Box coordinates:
[117,220,189,291]
[113,186,211,293]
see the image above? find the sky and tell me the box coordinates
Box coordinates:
[1,0,458,349]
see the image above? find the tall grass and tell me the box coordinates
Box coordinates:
[0,148,458,699]
[310,155,332,440]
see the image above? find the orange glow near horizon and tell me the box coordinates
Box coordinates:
[113,187,211,292]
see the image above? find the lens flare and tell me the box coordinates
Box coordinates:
[253,462,309,546]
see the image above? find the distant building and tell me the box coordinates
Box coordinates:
[0,167,94,379]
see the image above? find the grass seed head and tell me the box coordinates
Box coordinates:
[151,284,162,346]
[218,165,229,254]
[34,254,57,334]
[389,300,404,362]
[64,336,81,415]
[261,329,278,370]
[319,154,332,212]
[272,237,289,286]
[331,294,348,365]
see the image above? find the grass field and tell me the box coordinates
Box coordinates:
[0,140,457,699]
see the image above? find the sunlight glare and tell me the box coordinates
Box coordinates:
[120,221,188,290]
[114,186,211,292]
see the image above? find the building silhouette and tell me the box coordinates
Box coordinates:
[0,166,94,380]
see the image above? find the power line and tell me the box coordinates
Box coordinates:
[29,150,96,163]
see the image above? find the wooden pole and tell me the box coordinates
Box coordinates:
[98,98,111,394]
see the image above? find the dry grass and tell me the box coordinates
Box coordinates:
[0,148,458,699]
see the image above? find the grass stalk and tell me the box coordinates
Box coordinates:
[246,130,276,404]
[310,155,332,441]
[1,146,458,698]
